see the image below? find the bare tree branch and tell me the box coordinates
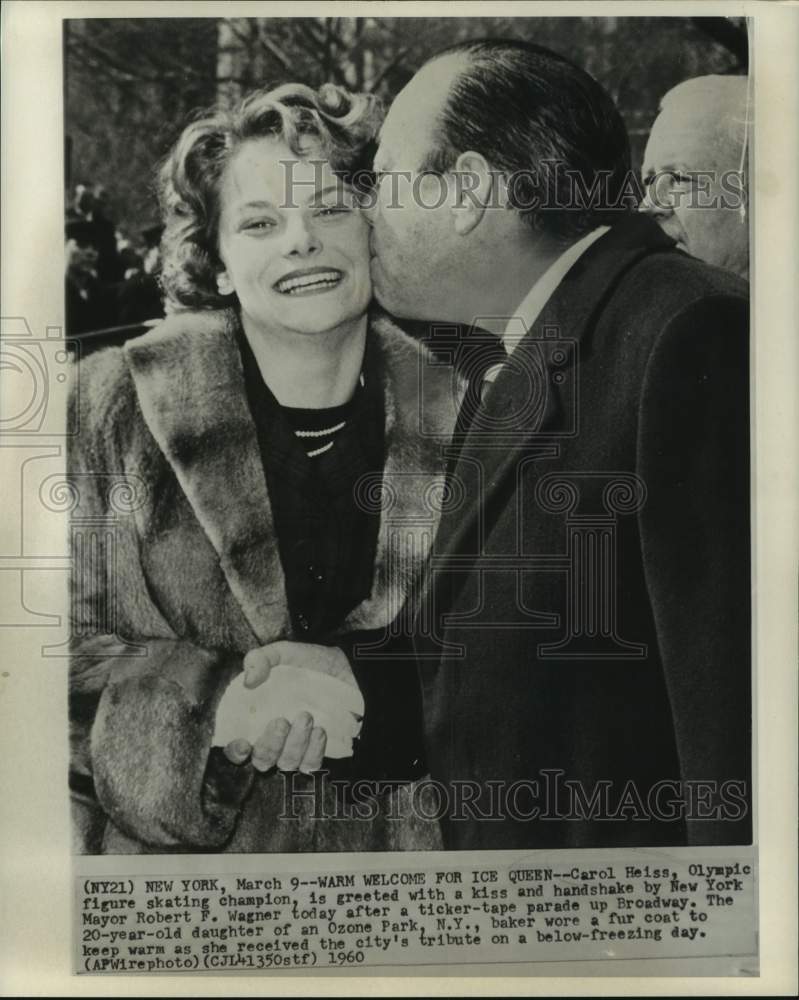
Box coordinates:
[69,33,210,85]
[255,33,294,74]
[298,17,327,49]
[293,17,328,62]
[369,47,410,92]
[223,17,256,47]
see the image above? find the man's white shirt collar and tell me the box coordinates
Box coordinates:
[500,225,609,358]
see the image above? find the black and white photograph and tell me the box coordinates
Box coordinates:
[1,0,797,992]
[66,11,753,855]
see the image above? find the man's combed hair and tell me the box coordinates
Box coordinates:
[426,39,633,241]
[158,83,382,311]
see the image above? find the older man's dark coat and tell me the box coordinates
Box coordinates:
[418,214,751,849]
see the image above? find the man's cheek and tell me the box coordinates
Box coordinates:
[681,210,712,250]
[700,211,735,262]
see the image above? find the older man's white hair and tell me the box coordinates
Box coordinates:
[657,74,751,173]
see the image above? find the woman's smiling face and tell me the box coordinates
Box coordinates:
[216,137,372,339]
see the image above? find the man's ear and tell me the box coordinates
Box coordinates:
[451,151,498,236]
[216,269,235,296]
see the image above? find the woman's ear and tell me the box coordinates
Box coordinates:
[216,270,234,296]
[451,151,498,236]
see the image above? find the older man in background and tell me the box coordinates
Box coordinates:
[640,74,750,278]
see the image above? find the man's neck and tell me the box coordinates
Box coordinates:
[454,234,566,336]
[242,314,368,409]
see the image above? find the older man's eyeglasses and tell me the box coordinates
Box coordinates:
[642,169,698,209]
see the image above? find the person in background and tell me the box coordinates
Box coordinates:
[66,183,93,223]
[639,74,750,279]
[64,218,117,335]
[86,183,124,283]
[68,182,123,283]
[115,228,144,281]
[116,224,166,325]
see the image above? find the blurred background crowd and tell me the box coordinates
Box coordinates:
[65,183,163,336]
[63,14,748,346]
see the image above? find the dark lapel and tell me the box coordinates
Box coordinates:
[125,308,290,645]
[436,215,677,561]
[342,312,461,632]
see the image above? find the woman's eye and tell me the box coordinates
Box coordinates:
[242,219,276,232]
[317,205,352,218]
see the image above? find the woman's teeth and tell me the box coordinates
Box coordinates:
[276,271,342,294]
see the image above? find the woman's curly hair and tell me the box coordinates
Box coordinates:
[158,83,383,311]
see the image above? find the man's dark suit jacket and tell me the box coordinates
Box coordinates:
[417,213,751,850]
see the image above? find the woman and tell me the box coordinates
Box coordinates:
[68,83,459,854]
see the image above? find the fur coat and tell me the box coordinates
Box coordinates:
[68,308,460,854]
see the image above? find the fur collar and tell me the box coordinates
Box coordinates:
[124,308,459,643]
